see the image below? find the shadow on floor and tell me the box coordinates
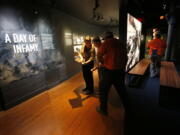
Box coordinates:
[68,85,97,108]
[68,84,124,109]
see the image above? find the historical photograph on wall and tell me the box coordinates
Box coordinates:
[0,8,65,87]
[73,34,84,63]
[126,13,142,71]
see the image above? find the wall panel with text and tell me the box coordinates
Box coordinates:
[0,7,66,109]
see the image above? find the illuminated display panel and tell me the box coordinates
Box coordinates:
[73,34,84,45]
[73,34,84,63]
[126,13,142,71]
[73,45,83,63]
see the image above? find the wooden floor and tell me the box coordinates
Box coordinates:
[0,71,124,135]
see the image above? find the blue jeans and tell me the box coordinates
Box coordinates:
[150,55,161,77]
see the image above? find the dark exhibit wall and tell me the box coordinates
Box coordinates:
[50,9,105,77]
[108,26,119,37]
[170,10,180,63]
[0,5,105,109]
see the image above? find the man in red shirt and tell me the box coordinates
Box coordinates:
[147,32,166,77]
[96,31,128,115]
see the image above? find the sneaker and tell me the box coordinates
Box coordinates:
[96,106,108,115]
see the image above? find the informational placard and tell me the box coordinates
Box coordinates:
[64,32,73,46]
[40,34,54,49]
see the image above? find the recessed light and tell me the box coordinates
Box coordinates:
[34,11,38,14]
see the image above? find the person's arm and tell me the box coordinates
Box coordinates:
[79,45,85,63]
[97,43,106,66]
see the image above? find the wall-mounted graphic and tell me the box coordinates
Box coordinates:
[126,13,142,71]
[72,34,85,62]
[73,34,84,45]
[64,32,73,46]
[41,34,54,49]
[3,33,39,53]
[0,8,65,87]
[73,45,83,63]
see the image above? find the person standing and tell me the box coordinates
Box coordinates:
[80,38,95,95]
[147,32,166,77]
[91,36,103,79]
[90,36,103,96]
[96,31,128,115]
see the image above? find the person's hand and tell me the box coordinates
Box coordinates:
[91,67,98,72]
[75,59,81,63]
[81,60,86,65]
[75,58,82,63]
[98,63,103,67]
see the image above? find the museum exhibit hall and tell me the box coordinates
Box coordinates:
[0,0,180,135]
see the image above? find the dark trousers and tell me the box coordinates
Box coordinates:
[82,61,94,92]
[99,68,128,111]
[98,67,103,83]
[150,55,161,77]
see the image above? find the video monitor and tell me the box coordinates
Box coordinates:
[126,13,142,71]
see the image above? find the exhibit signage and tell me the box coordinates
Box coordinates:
[4,33,39,53]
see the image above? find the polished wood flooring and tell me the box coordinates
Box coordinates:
[0,71,124,135]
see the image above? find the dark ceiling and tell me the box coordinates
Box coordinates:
[55,0,119,26]
[1,0,119,27]
[127,0,171,30]
[1,0,179,29]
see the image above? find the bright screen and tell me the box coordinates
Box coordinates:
[126,13,142,71]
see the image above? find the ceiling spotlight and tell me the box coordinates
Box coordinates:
[34,10,38,14]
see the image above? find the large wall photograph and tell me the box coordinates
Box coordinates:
[126,13,142,71]
[0,8,65,87]
[0,7,66,108]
